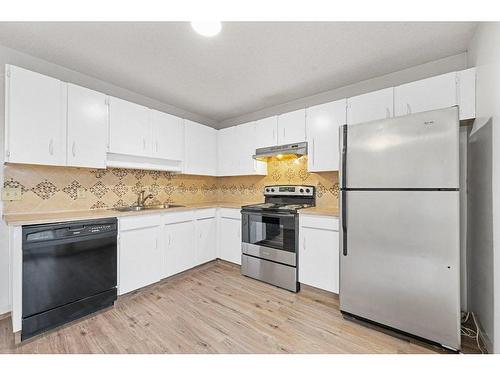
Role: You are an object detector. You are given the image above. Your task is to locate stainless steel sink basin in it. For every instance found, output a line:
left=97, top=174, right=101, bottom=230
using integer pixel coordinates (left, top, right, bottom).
left=113, top=204, right=185, bottom=212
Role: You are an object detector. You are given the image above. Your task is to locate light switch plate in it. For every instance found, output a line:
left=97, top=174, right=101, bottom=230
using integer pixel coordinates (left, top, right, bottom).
left=76, top=187, right=86, bottom=199
left=2, top=187, right=22, bottom=201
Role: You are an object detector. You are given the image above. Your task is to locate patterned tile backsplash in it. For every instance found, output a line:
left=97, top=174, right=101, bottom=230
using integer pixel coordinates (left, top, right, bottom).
left=3, top=156, right=338, bottom=214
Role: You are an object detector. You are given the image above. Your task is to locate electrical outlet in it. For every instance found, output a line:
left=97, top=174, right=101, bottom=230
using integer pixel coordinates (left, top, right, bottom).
left=76, top=187, right=86, bottom=199
left=2, top=187, right=22, bottom=201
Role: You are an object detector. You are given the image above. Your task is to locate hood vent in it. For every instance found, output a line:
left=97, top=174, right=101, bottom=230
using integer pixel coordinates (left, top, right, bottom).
left=253, top=142, right=307, bottom=162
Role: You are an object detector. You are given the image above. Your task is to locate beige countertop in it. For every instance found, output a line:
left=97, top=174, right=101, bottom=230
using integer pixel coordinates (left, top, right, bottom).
left=299, top=206, right=339, bottom=217
left=2, top=201, right=253, bottom=226
left=3, top=201, right=339, bottom=226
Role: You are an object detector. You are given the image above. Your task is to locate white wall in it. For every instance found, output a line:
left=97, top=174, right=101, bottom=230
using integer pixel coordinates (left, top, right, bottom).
left=219, top=53, right=468, bottom=128
left=467, top=22, right=500, bottom=354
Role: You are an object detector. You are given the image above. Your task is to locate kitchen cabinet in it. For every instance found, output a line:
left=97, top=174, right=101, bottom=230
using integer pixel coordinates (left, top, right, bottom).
left=118, top=217, right=161, bottom=295
left=195, top=211, right=218, bottom=265
left=218, top=209, right=242, bottom=265
left=66, top=83, right=108, bottom=168
left=4, top=65, right=66, bottom=166
left=151, top=110, right=184, bottom=161
left=164, top=219, right=197, bottom=277
left=277, top=109, right=306, bottom=144
left=255, top=116, right=278, bottom=148
left=299, top=215, right=339, bottom=293
left=108, top=96, right=151, bottom=157
left=347, top=87, right=394, bottom=125
left=457, top=68, right=476, bottom=120
left=395, top=72, right=458, bottom=117
left=217, top=122, right=266, bottom=176
left=184, top=120, right=217, bottom=176
left=306, top=99, right=346, bottom=172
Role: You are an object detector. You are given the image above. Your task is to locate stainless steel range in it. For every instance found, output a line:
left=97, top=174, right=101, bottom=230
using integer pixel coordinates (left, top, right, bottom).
left=240, top=185, right=315, bottom=292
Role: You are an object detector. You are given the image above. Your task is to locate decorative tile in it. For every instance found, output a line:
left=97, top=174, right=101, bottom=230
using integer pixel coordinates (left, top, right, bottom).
left=329, top=183, right=340, bottom=198
left=164, top=183, right=175, bottom=196
left=112, top=169, right=128, bottom=180
left=177, top=183, right=187, bottom=194
left=90, top=201, right=107, bottom=209
left=149, top=170, right=162, bottom=181
left=285, top=168, right=295, bottom=182
left=90, top=169, right=107, bottom=179
left=31, top=180, right=59, bottom=200
left=132, top=169, right=147, bottom=180
left=131, top=181, right=145, bottom=195
left=4, top=178, right=28, bottom=193
left=188, top=184, right=198, bottom=194
left=271, top=170, right=281, bottom=182
left=298, top=168, right=310, bottom=182
left=113, top=199, right=126, bottom=208
left=149, top=182, right=161, bottom=196
left=89, top=181, right=109, bottom=199
left=112, top=181, right=128, bottom=197
left=62, top=180, right=84, bottom=200
left=316, top=182, right=327, bottom=198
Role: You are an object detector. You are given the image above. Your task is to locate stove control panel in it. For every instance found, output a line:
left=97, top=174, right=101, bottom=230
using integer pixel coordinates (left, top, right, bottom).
left=264, top=185, right=314, bottom=197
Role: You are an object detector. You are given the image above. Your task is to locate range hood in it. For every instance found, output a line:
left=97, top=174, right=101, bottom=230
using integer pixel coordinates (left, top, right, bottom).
left=253, top=142, right=307, bottom=162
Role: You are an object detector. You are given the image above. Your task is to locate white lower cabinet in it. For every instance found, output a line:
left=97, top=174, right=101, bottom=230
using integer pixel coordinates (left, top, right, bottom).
left=195, top=212, right=218, bottom=265
left=118, top=216, right=162, bottom=295
left=164, top=219, right=196, bottom=278
left=299, top=215, right=339, bottom=293
left=218, top=209, right=242, bottom=265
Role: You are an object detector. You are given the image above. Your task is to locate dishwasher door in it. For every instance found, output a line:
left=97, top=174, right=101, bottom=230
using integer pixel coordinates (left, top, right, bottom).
left=22, top=218, right=117, bottom=321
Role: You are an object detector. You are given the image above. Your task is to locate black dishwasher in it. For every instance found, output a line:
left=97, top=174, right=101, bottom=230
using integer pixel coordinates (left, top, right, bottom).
left=22, top=218, right=117, bottom=340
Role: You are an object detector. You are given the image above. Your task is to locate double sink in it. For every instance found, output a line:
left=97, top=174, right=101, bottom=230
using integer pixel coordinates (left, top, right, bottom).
left=113, top=203, right=185, bottom=212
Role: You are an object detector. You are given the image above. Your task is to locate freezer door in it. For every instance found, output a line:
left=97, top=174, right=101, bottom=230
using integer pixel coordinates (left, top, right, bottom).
left=344, top=107, right=459, bottom=189
left=339, top=190, right=461, bottom=349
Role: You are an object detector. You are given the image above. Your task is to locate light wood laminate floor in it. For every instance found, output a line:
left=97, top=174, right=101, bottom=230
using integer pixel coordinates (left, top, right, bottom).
left=0, top=261, right=462, bottom=354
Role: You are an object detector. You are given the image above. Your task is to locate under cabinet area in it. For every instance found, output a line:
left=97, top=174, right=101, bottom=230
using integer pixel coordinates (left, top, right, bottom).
left=299, top=214, right=340, bottom=294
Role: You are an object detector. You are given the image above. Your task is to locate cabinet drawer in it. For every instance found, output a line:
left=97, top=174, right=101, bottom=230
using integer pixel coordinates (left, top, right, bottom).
left=194, top=208, right=217, bottom=220
left=219, top=208, right=242, bottom=220
left=300, top=215, right=339, bottom=231
left=162, top=210, right=194, bottom=224
left=119, top=214, right=162, bottom=231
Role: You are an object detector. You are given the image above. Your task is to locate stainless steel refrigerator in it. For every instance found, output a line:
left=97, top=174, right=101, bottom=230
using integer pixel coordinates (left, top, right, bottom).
left=339, top=106, right=461, bottom=350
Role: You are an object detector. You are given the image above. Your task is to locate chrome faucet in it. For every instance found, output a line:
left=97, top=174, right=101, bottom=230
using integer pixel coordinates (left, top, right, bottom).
left=137, top=190, right=154, bottom=207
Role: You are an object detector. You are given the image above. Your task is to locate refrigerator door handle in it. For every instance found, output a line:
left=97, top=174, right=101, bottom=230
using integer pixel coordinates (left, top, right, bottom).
left=342, top=190, right=347, bottom=256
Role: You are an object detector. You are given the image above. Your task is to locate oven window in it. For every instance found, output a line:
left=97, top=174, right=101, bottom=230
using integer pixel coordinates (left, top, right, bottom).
left=248, top=214, right=295, bottom=252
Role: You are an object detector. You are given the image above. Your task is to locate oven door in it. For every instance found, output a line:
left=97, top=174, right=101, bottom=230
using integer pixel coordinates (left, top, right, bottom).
left=241, top=211, right=297, bottom=266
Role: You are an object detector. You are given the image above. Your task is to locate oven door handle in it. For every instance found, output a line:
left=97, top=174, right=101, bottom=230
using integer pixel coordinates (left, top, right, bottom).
left=241, top=211, right=296, bottom=219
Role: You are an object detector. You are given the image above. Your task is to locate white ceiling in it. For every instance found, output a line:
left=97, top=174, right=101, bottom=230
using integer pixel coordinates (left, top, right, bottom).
left=0, top=22, right=477, bottom=128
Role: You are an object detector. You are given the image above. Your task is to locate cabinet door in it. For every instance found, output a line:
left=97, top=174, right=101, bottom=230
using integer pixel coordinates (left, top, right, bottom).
left=255, top=116, right=278, bottom=148
left=219, top=218, right=241, bottom=265
left=306, top=99, right=346, bottom=172
left=196, top=217, right=217, bottom=265
left=184, top=120, right=217, bottom=175
left=299, top=227, right=339, bottom=293
left=235, top=121, right=266, bottom=175
left=66, top=84, right=107, bottom=168
left=5, top=65, right=66, bottom=166
left=217, top=126, right=237, bottom=176
left=457, top=68, right=476, bottom=120
left=277, top=109, right=306, bottom=144
left=151, top=110, right=184, bottom=161
left=347, top=87, right=394, bottom=125
left=394, top=72, right=457, bottom=116
left=109, top=96, right=151, bottom=157
left=119, top=226, right=161, bottom=295
left=164, top=221, right=196, bottom=277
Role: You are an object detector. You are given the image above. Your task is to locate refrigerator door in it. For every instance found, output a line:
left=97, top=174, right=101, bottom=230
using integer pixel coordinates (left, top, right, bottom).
left=339, top=190, right=461, bottom=349
left=344, top=107, right=459, bottom=189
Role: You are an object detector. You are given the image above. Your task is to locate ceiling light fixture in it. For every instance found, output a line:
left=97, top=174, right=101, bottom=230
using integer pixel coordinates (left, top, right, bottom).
left=191, top=22, right=222, bottom=37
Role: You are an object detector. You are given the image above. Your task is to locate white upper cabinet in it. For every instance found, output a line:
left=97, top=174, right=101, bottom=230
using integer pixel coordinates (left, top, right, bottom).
left=150, top=110, right=184, bottom=161
left=184, top=120, right=217, bottom=176
left=457, top=68, right=476, bottom=120
left=217, top=126, right=237, bottom=176
left=108, top=96, right=151, bottom=157
left=395, top=72, right=458, bottom=117
left=347, top=87, right=394, bottom=125
left=277, top=109, right=306, bottom=144
left=255, top=116, right=278, bottom=148
left=66, top=84, right=108, bottom=168
left=5, top=65, right=66, bottom=166
left=306, top=99, right=346, bottom=172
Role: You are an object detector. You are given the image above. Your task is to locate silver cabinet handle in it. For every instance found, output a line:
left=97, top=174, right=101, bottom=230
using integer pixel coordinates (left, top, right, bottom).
left=386, top=107, right=391, bottom=118
left=155, top=237, right=158, bottom=250
left=272, top=128, right=275, bottom=143
left=72, top=141, right=76, bottom=157
left=168, top=234, right=171, bottom=246
left=155, top=141, right=159, bottom=153
left=303, top=236, right=306, bottom=250
left=312, top=138, right=316, bottom=167
left=283, top=127, right=286, bottom=139
left=49, top=139, right=54, bottom=156
left=407, top=103, right=411, bottom=114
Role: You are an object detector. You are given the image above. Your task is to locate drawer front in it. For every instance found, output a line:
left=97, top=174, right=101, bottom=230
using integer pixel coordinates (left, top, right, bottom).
left=119, top=214, right=162, bottom=231
left=194, top=208, right=217, bottom=220
left=300, top=215, right=339, bottom=231
left=163, top=210, right=194, bottom=224
left=219, top=208, right=241, bottom=220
